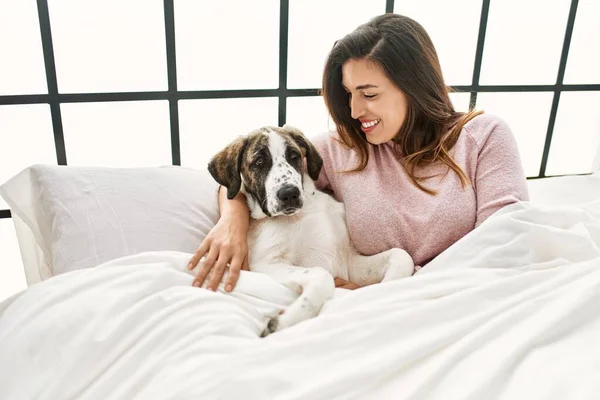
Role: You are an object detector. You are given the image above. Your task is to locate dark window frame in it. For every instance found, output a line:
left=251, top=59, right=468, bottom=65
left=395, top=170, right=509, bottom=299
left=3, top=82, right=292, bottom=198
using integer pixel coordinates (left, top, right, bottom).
left=1, top=0, right=597, bottom=220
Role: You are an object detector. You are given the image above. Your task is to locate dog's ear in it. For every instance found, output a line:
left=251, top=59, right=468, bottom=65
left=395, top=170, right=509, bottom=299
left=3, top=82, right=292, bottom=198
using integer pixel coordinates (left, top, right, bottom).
left=207, top=136, right=248, bottom=199
left=282, top=124, right=323, bottom=181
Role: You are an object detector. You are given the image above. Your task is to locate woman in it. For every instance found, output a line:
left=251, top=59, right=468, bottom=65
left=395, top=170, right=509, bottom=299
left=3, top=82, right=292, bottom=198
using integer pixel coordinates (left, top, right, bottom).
left=188, top=13, right=529, bottom=291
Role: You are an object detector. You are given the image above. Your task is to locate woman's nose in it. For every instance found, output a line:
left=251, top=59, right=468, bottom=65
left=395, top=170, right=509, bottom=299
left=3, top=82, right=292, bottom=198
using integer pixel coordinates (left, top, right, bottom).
left=350, top=96, right=364, bottom=120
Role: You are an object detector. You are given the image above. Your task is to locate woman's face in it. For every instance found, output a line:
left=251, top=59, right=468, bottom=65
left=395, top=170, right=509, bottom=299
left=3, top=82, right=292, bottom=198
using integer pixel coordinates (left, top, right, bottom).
left=341, top=58, right=409, bottom=145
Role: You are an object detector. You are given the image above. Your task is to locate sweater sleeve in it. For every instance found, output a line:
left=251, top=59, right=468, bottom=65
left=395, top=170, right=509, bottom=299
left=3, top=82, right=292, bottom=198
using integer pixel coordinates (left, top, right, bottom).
left=472, top=117, right=530, bottom=227
left=310, top=132, right=334, bottom=195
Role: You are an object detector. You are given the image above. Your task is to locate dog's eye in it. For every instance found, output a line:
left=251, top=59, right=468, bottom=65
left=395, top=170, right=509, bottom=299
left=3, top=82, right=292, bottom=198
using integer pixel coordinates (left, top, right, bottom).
left=289, top=151, right=300, bottom=161
left=253, top=157, right=265, bottom=167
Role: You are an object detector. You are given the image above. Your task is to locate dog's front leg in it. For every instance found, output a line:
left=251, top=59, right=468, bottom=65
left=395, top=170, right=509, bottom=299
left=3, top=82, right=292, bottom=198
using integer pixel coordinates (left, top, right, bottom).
left=348, top=248, right=414, bottom=286
left=254, top=263, right=335, bottom=336
left=380, top=248, right=415, bottom=281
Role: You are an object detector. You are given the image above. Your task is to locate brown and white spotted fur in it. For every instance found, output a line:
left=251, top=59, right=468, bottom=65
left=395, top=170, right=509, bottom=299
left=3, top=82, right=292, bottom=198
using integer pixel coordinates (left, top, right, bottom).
left=207, top=124, right=414, bottom=336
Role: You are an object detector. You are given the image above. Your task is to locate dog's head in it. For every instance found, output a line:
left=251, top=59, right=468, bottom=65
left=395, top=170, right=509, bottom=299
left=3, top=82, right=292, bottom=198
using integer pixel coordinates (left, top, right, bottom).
left=207, top=124, right=323, bottom=219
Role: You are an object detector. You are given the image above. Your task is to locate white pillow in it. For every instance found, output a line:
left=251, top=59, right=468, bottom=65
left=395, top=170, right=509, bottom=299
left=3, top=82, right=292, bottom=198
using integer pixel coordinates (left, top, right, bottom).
left=0, top=165, right=220, bottom=284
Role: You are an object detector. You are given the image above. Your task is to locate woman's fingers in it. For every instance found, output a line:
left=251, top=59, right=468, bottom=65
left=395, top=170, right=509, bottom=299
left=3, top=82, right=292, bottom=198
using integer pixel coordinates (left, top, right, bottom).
left=334, top=277, right=348, bottom=287
left=241, top=257, right=250, bottom=271
left=334, top=277, right=360, bottom=290
left=190, top=238, right=250, bottom=292
left=188, top=240, right=210, bottom=271
left=224, top=255, right=246, bottom=292
left=192, top=246, right=219, bottom=287
left=206, top=252, right=230, bottom=291
left=341, top=282, right=360, bottom=290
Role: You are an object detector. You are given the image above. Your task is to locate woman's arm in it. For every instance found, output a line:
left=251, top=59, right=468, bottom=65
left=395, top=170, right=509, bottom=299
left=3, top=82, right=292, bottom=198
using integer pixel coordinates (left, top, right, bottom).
left=187, top=186, right=250, bottom=292
left=310, top=132, right=335, bottom=194
left=473, top=117, right=529, bottom=226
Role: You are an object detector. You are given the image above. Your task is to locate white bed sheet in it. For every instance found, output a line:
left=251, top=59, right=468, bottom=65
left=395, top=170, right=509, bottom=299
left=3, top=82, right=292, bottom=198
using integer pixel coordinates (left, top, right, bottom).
left=2, top=171, right=598, bottom=305
left=1, top=198, right=600, bottom=399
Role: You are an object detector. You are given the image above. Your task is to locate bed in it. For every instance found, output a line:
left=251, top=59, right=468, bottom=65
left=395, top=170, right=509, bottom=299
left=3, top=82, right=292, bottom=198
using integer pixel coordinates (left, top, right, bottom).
left=0, top=165, right=599, bottom=399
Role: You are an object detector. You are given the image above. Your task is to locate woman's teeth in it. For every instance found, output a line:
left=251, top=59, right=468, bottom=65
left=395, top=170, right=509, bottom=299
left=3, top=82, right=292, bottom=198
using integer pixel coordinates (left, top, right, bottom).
left=361, top=119, right=380, bottom=128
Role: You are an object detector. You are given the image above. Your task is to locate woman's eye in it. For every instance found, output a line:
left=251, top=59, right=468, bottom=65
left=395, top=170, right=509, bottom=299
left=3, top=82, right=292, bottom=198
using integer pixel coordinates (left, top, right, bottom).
left=364, top=94, right=377, bottom=99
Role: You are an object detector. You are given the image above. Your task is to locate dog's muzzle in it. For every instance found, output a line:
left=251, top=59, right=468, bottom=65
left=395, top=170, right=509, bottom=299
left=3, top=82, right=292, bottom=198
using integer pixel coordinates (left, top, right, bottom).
left=276, top=184, right=303, bottom=215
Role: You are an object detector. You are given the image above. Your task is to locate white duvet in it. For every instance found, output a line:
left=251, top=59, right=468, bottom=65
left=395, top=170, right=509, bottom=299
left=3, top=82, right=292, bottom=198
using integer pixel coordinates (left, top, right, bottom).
left=1, top=200, right=600, bottom=400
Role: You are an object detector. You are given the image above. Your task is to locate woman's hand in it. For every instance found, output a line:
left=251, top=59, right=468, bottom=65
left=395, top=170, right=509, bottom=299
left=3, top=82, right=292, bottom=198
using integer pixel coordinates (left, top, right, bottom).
left=188, top=187, right=250, bottom=292
left=334, top=277, right=361, bottom=290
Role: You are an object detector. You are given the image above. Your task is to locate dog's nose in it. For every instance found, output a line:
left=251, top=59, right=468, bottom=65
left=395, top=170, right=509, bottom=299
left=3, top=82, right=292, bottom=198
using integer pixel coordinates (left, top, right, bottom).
left=277, top=185, right=300, bottom=206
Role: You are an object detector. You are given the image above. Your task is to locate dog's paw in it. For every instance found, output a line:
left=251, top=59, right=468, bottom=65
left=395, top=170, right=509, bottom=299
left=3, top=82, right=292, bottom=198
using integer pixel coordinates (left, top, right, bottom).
left=260, top=316, right=279, bottom=338
left=383, top=248, right=415, bottom=281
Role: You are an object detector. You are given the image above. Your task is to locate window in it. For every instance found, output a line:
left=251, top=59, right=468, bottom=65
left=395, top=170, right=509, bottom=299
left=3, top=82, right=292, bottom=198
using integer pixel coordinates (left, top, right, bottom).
left=61, top=101, right=172, bottom=167
left=476, top=92, right=554, bottom=177
left=48, top=0, right=168, bottom=93
left=175, top=0, right=280, bottom=90
left=0, top=0, right=47, bottom=96
left=546, top=91, right=600, bottom=175
left=479, top=0, right=571, bottom=85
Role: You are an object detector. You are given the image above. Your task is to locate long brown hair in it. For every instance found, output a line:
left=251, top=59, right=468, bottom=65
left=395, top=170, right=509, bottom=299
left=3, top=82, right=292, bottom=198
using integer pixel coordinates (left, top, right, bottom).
left=321, top=13, right=483, bottom=195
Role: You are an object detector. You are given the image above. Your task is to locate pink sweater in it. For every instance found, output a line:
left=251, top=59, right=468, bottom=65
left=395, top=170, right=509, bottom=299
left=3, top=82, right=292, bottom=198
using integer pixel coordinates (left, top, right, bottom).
left=311, top=113, right=529, bottom=268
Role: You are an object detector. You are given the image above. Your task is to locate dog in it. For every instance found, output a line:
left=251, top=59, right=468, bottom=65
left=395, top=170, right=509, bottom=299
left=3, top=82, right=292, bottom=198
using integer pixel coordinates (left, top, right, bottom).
left=207, top=124, right=414, bottom=336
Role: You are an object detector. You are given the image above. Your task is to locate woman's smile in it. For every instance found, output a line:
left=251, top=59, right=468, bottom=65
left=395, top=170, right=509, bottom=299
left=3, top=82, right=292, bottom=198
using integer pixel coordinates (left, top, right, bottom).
left=360, top=118, right=381, bottom=134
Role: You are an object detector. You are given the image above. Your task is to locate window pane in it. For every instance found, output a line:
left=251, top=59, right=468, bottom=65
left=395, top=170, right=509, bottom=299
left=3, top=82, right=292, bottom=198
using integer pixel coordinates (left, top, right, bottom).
left=179, top=97, right=279, bottom=170
left=449, top=92, right=472, bottom=113
left=61, top=101, right=172, bottom=167
left=546, top=91, right=600, bottom=176
left=174, top=0, right=279, bottom=90
left=0, top=219, right=28, bottom=302
left=479, top=0, right=571, bottom=85
left=0, top=0, right=47, bottom=95
left=286, top=96, right=334, bottom=139
left=476, top=92, right=554, bottom=177
left=394, top=0, right=482, bottom=86
left=287, top=0, right=386, bottom=89
left=563, top=0, right=600, bottom=84
left=0, top=105, right=56, bottom=209
left=48, top=0, right=168, bottom=93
